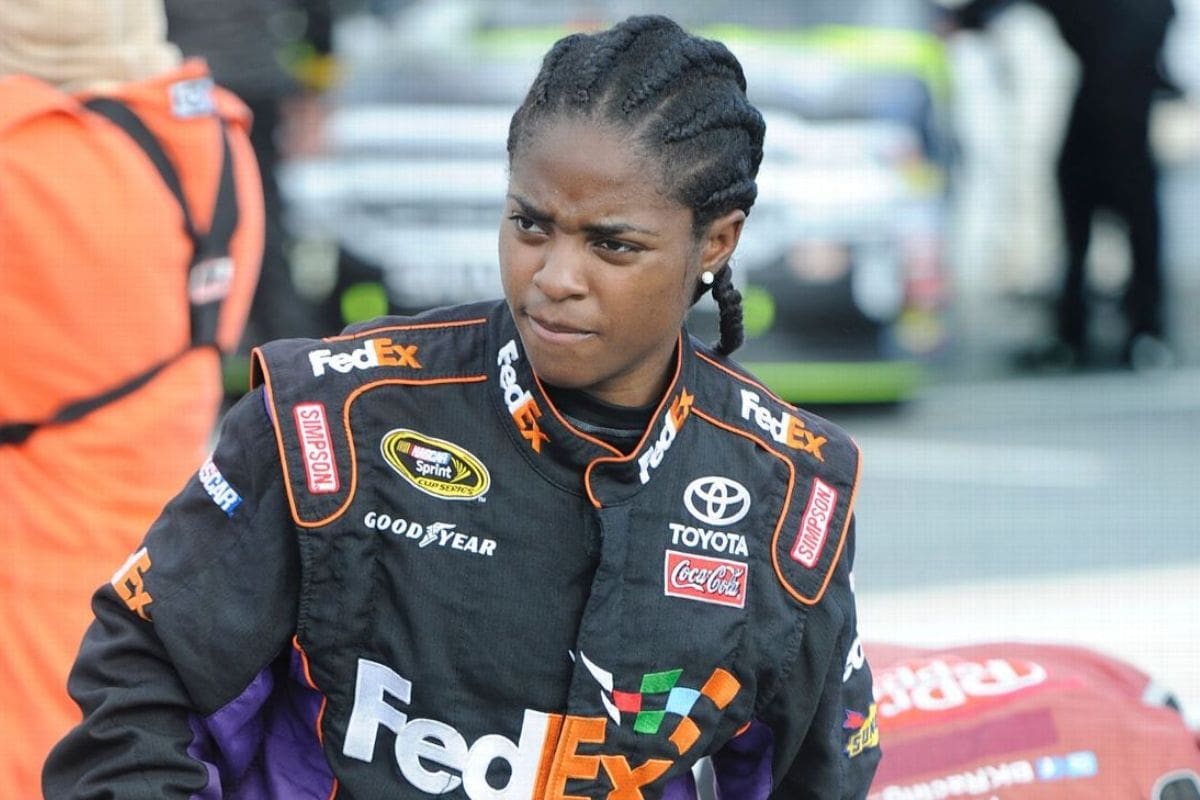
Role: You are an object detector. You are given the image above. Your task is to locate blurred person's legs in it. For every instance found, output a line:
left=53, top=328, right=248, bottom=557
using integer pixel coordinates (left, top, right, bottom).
left=226, top=94, right=320, bottom=401
left=1042, top=77, right=1169, bottom=371
left=1011, top=88, right=1098, bottom=371
left=1088, top=67, right=1172, bottom=369
left=1053, top=91, right=1098, bottom=363
left=1108, top=97, right=1171, bottom=367
left=242, top=95, right=318, bottom=347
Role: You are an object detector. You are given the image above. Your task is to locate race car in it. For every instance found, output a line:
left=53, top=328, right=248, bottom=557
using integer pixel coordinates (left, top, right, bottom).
left=279, top=0, right=955, bottom=405
left=863, top=640, right=1200, bottom=799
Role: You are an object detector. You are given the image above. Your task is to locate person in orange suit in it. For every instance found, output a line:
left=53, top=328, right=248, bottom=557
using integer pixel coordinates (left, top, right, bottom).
left=0, top=1, right=263, bottom=794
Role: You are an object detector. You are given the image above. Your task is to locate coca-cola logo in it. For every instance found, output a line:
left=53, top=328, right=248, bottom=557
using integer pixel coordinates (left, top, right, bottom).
left=663, top=550, right=748, bottom=609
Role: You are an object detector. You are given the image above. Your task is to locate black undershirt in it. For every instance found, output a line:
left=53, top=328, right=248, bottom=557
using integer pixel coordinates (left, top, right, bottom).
left=543, top=386, right=656, bottom=453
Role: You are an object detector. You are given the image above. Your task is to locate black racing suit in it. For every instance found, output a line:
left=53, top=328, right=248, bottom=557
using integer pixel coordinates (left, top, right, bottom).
left=44, top=301, right=880, bottom=799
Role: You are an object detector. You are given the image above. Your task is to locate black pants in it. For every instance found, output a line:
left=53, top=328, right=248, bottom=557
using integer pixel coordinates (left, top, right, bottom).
left=1054, top=79, right=1163, bottom=348
left=241, top=96, right=322, bottom=349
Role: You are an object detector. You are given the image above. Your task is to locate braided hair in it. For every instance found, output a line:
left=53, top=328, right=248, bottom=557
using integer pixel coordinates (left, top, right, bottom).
left=507, top=15, right=765, bottom=356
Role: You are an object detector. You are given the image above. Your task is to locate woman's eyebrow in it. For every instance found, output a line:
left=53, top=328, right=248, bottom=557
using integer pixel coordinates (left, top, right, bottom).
left=508, top=194, right=553, bottom=226
left=507, top=194, right=659, bottom=238
left=583, top=220, right=659, bottom=238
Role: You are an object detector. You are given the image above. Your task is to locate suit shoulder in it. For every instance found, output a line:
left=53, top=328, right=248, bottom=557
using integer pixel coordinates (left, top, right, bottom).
left=339, top=300, right=498, bottom=336
left=251, top=301, right=499, bottom=390
left=247, top=303, right=499, bottom=526
left=692, top=346, right=860, bottom=478
left=693, top=349, right=863, bottom=606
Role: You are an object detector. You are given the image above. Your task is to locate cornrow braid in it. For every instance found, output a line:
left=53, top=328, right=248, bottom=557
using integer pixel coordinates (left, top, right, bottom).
left=713, top=267, right=745, bottom=356
left=664, top=102, right=765, bottom=148
left=692, top=266, right=744, bottom=356
left=507, top=33, right=586, bottom=152
left=531, top=33, right=585, bottom=107
left=620, top=37, right=744, bottom=115
left=698, top=177, right=759, bottom=217
left=571, top=15, right=661, bottom=104
left=508, top=14, right=765, bottom=356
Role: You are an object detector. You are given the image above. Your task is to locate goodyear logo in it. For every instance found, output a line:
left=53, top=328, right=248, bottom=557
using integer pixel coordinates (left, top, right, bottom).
left=380, top=429, right=490, bottom=501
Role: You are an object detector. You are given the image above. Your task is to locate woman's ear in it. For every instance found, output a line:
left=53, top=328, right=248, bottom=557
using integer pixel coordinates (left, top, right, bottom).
left=701, top=209, right=747, bottom=275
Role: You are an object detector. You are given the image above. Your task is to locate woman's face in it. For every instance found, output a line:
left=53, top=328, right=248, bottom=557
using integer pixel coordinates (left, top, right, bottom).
left=500, top=118, right=743, bottom=408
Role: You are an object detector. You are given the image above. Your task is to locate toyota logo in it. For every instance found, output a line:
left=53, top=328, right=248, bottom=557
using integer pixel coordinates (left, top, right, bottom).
left=684, top=476, right=751, bottom=527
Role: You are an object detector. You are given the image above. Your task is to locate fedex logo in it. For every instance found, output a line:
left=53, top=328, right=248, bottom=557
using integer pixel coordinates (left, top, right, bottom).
left=497, top=340, right=549, bottom=452
left=638, top=389, right=693, bottom=484
left=111, top=547, right=153, bottom=621
left=309, top=338, right=421, bottom=377
left=344, top=658, right=677, bottom=798
left=739, top=389, right=826, bottom=461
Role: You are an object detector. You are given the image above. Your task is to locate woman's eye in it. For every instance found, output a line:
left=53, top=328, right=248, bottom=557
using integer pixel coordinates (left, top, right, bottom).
left=596, top=239, right=637, bottom=254
left=509, top=214, right=543, bottom=235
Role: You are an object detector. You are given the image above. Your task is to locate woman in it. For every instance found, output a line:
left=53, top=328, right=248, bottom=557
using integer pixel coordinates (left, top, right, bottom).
left=45, top=16, right=878, bottom=799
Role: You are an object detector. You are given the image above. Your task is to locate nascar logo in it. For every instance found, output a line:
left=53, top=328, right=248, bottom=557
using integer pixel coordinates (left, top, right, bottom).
left=380, top=429, right=490, bottom=500
left=198, top=457, right=242, bottom=516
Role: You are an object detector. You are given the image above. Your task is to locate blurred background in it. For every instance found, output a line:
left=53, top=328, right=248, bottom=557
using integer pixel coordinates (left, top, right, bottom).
left=236, top=0, right=1200, bottom=726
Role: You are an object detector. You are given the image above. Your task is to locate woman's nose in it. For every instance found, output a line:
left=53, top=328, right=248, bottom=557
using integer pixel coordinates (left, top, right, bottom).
left=532, top=240, right=587, bottom=300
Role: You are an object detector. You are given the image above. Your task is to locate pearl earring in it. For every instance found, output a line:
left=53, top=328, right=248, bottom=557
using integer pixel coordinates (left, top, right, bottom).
left=701, top=271, right=715, bottom=286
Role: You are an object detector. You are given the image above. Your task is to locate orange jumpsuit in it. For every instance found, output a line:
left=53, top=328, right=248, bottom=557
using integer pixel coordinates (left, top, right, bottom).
left=0, top=59, right=263, bottom=797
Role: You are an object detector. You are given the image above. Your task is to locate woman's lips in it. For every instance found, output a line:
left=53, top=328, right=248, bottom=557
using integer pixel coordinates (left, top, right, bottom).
left=527, top=313, right=594, bottom=343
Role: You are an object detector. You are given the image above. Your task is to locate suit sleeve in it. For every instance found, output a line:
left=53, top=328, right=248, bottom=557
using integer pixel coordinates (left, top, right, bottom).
left=42, top=389, right=301, bottom=799
left=767, top=515, right=881, bottom=799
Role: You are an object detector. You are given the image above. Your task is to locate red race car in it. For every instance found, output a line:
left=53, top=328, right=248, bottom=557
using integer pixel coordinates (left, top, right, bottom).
left=865, top=641, right=1200, bottom=799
